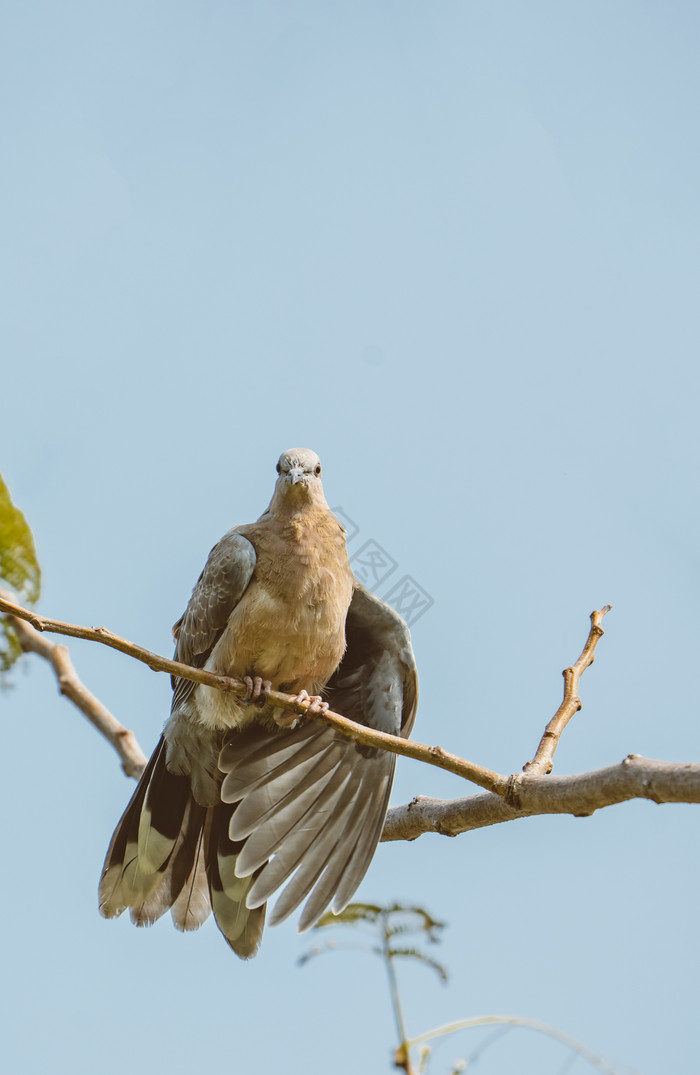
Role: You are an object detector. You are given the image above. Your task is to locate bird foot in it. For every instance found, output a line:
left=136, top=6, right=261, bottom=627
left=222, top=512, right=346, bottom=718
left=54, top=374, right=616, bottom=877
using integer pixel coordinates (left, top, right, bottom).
left=273, top=690, right=329, bottom=728
left=242, top=675, right=271, bottom=707
left=275, top=689, right=330, bottom=729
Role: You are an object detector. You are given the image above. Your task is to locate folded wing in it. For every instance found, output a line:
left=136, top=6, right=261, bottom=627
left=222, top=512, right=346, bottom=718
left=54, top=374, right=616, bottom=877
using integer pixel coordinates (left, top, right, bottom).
left=170, top=528, right=256, bottom=714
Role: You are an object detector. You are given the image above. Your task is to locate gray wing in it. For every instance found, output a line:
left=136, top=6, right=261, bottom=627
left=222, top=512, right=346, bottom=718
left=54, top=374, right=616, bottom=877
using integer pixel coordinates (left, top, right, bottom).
left=218, top=582, right=418, bottom=933
left=170, top=529, right=256, bottom=715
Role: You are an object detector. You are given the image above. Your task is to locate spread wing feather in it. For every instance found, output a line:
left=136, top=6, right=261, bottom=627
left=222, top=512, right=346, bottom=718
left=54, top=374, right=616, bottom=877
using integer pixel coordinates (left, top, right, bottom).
left=245, top=773, right=357, bottom=907
left=235, top=755, right=351, bottom=878
left=229, top=744, right=343, bottom=841
left=218, top=583, right=418, bottom=933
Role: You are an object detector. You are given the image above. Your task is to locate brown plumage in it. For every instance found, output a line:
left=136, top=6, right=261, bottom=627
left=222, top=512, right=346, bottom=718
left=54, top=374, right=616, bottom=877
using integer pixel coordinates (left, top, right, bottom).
left=99, top=448, right=418, bottom=957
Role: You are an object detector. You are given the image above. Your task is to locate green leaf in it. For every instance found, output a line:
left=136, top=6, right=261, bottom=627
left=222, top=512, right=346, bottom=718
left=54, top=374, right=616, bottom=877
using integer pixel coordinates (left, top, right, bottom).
left=0, top=473, right=41, bottom=683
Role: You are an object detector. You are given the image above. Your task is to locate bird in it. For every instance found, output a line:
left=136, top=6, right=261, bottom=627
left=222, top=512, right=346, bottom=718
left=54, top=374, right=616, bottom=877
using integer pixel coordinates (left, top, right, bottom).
left=99, top=447, right=418, bottom=958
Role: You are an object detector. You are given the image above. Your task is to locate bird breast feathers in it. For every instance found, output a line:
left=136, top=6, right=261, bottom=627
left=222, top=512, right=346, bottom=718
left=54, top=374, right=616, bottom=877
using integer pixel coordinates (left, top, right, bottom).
left=230, top=566, right=350, bottom=670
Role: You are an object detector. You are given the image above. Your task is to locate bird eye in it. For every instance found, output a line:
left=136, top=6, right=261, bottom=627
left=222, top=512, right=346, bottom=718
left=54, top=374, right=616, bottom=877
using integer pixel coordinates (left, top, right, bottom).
left=276, top=462, right=281, bottom=474
left=314, top=464, right=321, bottom=476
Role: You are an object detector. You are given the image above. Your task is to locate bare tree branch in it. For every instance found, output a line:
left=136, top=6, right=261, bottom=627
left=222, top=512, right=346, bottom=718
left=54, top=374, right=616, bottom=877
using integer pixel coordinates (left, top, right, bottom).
left=3, top=593, right=147, bottom=778
left=5, top=602, right=148, bottom=778
left=382, top=757, right=700, bottom=842
left=0, top=592, right=506, bottom=795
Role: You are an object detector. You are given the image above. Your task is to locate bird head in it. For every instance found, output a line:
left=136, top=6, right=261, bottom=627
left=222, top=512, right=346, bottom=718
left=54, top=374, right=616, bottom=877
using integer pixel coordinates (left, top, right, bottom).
left=269, top=448, right=327, bottom=512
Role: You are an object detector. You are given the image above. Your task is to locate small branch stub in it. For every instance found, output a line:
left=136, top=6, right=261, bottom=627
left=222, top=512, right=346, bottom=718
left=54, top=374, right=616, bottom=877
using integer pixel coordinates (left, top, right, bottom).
left=523, top=605, right=612, bottom=777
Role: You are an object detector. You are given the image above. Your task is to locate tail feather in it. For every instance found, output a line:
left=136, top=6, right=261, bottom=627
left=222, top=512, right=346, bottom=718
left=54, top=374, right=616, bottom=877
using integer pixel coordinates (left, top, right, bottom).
left=99, top=745, right=162, bottom=918
left=100, top=698, right=398, bottom=955
left=171, top=825, right=211, bottom=932
left=129, top=797, right=209, bottom=928
left=100, top=737, right=205, bottom=924
left=138, top=740, right=191, bottom=873
left=205, top=804, right=267, bottom=959
left=100, top=738, right=266, bottom=954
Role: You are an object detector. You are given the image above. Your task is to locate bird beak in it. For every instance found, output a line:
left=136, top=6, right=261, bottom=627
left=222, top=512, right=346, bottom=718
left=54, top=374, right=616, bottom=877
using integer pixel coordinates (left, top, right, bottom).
left=287, top=466, right=306, bottom=486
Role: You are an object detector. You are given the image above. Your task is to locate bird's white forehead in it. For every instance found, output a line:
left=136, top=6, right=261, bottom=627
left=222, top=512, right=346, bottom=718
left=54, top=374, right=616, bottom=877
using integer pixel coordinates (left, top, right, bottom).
left=278, top=448, right=321, bottom=471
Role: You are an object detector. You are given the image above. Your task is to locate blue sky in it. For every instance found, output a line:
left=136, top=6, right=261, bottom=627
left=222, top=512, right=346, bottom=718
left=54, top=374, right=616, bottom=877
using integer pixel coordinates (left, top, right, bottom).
left=2, top=3, right=699, bottom=1073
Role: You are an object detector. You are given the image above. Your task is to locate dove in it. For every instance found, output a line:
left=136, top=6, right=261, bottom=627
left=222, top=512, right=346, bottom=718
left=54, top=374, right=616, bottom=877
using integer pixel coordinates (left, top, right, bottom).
left=99, top=448, right=418, bottom=957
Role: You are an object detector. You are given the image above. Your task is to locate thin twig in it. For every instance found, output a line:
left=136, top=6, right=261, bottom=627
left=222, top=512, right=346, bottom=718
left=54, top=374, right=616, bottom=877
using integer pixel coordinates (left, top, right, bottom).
left=523, top=605, right=612, bottom=775
left=0, top=593, right=507, bottom=797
